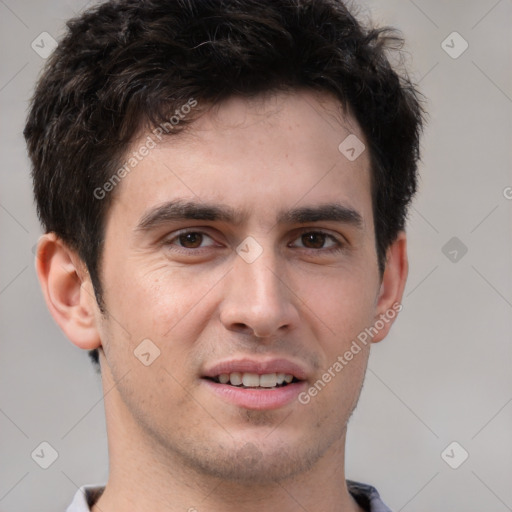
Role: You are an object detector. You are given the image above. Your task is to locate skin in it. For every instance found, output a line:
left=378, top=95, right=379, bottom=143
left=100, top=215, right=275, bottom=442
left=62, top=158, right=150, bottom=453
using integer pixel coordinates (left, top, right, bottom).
left=37, top=89, right=408, bottom=512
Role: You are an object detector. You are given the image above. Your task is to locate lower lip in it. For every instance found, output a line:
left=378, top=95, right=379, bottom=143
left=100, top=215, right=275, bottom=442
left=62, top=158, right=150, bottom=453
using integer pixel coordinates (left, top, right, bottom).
left=201, top=379, right=308, bottom=410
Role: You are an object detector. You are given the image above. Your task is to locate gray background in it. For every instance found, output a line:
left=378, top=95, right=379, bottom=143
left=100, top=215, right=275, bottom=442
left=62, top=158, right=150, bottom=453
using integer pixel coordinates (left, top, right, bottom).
left=1, top=0, right=511, bottom=510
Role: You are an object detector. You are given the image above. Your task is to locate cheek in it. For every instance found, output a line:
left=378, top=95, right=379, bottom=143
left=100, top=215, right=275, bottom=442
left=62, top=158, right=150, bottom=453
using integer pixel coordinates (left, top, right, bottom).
left=300, top=343, right=370, bottom=431
left=294, top=265, right=378, bottom=340
left=309, top=269, right=375, bottom=411
left=108, top=262, right=223, bottom=348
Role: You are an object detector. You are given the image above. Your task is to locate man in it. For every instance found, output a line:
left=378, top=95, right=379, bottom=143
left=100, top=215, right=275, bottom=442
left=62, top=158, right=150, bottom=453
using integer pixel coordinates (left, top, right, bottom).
left=24, top=0, right=424, bottom=510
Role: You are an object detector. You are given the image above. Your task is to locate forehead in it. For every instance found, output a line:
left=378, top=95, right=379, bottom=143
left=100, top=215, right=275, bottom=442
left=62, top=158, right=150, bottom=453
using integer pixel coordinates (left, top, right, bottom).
left=107, top=89, right=373, bottom=231
left=169, top=89, right=366, bottom=162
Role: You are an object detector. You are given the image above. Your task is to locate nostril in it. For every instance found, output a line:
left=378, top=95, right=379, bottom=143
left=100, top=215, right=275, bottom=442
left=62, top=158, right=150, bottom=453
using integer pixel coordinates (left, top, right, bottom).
left=231, top=323, right=251, bottom=334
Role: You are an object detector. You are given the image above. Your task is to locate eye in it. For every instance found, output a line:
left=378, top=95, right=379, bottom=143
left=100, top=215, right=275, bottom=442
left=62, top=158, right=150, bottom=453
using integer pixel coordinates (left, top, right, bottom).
left=165, top=230, right=218, bottom=250
left=290, top=230, right=343, bottom=252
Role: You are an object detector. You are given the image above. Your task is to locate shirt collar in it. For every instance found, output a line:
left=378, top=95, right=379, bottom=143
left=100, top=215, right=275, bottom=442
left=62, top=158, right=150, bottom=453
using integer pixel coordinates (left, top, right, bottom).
left=66, top=480, right=393, bottom=512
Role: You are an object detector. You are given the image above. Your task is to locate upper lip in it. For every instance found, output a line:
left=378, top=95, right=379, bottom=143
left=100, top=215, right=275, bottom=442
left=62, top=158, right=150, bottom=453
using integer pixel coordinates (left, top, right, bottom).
left=202, top=357, right=308, bottom=381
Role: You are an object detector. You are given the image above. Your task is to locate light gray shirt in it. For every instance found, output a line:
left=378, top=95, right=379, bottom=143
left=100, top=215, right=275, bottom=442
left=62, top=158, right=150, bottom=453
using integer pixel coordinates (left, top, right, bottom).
left=65, top=480, right=393, bottom=511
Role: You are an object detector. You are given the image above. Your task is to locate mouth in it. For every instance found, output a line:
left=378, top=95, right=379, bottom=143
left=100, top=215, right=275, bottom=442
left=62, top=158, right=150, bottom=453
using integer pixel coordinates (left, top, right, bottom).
left=203, top=372, right=302, bottom=389
left=200, top=358, right=309, bottom=410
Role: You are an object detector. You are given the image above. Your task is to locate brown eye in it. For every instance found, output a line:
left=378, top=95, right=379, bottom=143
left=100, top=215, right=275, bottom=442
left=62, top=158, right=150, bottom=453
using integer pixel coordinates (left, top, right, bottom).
left=178, top=232, right=204, bottom=248
left=301, top=232, right=327, bottom=249
left=289, top=230, right=344, bottom=254
left=296, top=231, right=338, bottom=250
left=165, top=230, right=217, bottom=251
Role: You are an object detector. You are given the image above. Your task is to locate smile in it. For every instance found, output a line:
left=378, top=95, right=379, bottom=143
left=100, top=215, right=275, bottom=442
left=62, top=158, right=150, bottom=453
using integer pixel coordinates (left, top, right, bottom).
left=207, top=372, right=299, bottom=389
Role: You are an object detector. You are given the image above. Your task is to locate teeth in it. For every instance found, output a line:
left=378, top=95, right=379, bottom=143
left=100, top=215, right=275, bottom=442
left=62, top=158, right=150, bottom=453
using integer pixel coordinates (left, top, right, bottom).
left=242, top=372, right=260, bottom=387
left=229, top=372, right=243, bottom=386
left=259, top=373, right=277, bottom=388
left=216, top=372, right=295, bottom=387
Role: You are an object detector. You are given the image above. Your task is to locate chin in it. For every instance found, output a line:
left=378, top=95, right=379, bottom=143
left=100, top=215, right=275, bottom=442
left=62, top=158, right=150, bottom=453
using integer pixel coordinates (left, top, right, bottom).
left=182, top=438, right=323, bottom=484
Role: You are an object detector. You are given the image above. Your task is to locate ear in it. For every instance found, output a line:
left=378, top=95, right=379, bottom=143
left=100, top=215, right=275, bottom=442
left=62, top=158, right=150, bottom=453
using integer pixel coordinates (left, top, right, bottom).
left=371, top=230, right=408, bottom=343
left=35, top=233, right=102, bottom=350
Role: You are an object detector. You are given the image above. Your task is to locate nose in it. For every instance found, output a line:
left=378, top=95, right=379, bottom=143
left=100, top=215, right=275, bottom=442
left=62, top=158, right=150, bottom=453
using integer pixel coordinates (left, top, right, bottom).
left=219, top=246, right=300, bottom=339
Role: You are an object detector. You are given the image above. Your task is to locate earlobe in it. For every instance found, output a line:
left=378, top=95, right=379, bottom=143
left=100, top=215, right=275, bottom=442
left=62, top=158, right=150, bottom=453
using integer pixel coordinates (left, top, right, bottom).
left=35, top=233, right=102, bottom=351
left=371, top=231, right=408, bottom=343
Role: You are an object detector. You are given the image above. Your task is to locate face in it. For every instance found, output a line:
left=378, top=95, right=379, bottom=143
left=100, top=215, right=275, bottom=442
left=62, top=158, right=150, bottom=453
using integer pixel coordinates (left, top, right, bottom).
left=93, top=89, right=388, bottom=483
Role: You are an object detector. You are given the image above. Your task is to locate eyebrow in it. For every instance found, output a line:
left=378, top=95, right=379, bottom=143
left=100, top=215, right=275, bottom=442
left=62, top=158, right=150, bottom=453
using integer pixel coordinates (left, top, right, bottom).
left=136, top=199, right=363, bottom=232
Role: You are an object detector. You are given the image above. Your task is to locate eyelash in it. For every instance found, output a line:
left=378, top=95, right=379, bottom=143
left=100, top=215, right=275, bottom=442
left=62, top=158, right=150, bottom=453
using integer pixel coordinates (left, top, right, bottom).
left=164, top=228, right=345, bottom=254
